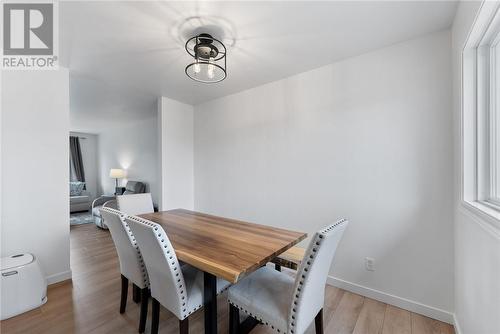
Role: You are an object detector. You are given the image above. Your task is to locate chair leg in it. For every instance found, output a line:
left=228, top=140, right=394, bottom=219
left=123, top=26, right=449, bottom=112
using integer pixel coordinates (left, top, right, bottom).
left=151, top=298, right=160, bottom=334
left=133, top=284, right=141, bottom=303
left=229, top=304, right=240, bottom=334
left=120, top=274, right=128, bottom=314
left=179, top=317, right=189, bottom=334
left=138, top=288, right=149, bottom=333
left=314, top=308, right=323, bottom=334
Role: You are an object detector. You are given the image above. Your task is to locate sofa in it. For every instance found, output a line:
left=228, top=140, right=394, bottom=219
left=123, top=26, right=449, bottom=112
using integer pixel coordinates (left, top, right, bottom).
left=70, top=191, right=91, bottom=213
left=70, top=182, right=91, bottom=213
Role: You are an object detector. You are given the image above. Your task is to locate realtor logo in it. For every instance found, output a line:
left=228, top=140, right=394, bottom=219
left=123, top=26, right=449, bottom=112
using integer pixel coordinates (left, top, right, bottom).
left=2, top=2, right=58, bottom=69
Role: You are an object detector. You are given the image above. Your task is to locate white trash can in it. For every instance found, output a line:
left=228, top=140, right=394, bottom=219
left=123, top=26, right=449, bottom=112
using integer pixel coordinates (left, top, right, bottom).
left=1, top=253, right=47, bottom=320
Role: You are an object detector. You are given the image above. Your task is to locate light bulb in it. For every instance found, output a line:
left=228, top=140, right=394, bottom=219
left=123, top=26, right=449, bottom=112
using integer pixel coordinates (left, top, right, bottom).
left=207, top=57, right=215, bottom=79
left=193, top=63, right=200, bottom=74
left=207, top=65, right=214, bottom=79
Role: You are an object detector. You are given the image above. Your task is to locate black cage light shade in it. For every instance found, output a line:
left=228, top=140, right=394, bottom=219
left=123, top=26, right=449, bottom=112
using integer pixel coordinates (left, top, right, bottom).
left=185, top=33, right=227, bottom=83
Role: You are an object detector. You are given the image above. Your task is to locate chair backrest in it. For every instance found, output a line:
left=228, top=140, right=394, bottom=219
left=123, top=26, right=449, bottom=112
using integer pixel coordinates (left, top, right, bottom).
left=99, top=207, right=148, bottom=289
left=123, top=181, right=146, bottom=195
left=125, top=215, right=187, bottom=320
left=288, top=219, right=348, bottom=334
left=117, top=193, right=154, bottom=216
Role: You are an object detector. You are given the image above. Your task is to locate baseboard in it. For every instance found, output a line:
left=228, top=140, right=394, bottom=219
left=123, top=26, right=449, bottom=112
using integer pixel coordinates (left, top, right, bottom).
left=453, top=314, right=463, bottom=334
left=327, top=276, right=454, bottom=324
left=46, top=270, right=72, bottom=285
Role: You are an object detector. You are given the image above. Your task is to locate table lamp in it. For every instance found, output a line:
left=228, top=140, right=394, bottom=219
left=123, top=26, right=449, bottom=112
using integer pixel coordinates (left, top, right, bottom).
left=109, top=168, right=126, bottom=194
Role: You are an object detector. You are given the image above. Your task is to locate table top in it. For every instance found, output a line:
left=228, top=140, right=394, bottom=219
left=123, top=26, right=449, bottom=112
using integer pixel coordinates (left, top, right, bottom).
left=139, top=209, right=307, bottom=283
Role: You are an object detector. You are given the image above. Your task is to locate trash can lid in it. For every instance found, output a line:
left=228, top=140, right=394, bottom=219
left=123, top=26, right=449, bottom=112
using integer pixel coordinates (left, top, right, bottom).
left=1, top=253, right=34, bottom=271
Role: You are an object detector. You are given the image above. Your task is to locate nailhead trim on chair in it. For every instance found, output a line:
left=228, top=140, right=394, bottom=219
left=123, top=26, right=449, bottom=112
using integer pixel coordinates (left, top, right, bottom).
left=228, top=299, right=287, bottom=333
left=287, top=218, right=347, bottom=334
left=228, top=219, right=348, bottom=334
left=126, top=215, right=233, bottom=320
left=100, top=207, right=149, bottom=288
left=126, top=214, right=192, bottom=319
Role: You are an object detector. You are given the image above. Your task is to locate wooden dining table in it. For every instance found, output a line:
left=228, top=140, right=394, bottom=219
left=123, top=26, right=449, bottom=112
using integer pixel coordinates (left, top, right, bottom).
left=139, top=209, right=307, bottom=334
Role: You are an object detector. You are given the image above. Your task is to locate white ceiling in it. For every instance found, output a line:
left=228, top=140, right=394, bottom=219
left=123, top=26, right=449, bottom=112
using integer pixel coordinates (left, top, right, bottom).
left=69, top=74, right=157, bottom=133
left=63, top=1, right=458, bottom=130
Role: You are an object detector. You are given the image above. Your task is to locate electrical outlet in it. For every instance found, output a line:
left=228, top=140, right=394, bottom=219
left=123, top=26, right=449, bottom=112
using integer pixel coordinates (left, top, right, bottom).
left=365, top=257, right=375, bottom=271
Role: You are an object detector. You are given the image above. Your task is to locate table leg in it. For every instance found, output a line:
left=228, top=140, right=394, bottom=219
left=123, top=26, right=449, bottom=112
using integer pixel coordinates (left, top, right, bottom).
left=204, top=272, right=217, bottom=334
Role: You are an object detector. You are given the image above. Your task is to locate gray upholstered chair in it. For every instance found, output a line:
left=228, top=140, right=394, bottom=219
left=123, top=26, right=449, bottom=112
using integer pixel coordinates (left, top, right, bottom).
left=124, top=215, right=231, bottom=334
left=99, top=207, right=149, bottom=333
left=122, top=181, right=146, bottom=195
left=228, top=219, right=348, bottom=334
left=92, top=196, right=117, bottom=228
left=93, top=181, right=147, bottom=229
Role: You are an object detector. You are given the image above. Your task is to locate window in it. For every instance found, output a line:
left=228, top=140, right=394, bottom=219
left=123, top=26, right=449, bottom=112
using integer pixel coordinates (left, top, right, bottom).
left=493, top=41, right=500, bottom=203
left=462, top=2, right=500, bottom=226
left=477, top=27, right=500, bottom=207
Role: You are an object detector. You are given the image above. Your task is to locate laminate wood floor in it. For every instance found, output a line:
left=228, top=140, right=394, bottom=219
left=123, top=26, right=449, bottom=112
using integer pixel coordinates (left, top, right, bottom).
left=1, top=223, right=455, bottom=334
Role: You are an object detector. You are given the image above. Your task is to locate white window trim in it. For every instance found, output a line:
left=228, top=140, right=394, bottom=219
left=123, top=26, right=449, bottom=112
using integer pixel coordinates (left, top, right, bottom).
left=461, top=0, right=500, bottom=232
left=488, top=35, right=500, bottom=205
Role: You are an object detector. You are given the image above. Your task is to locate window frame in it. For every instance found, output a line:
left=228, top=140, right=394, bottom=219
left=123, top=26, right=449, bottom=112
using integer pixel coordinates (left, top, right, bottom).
left=461, top=1, right=500, bottom=231
left=488, top=37, right=500, bottom=206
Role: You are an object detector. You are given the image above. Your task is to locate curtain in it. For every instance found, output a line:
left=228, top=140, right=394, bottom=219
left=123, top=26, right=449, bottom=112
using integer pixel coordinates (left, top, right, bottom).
left=69, top=136, right=86, bottom=188
left=69, top=156, right=77, bottom=181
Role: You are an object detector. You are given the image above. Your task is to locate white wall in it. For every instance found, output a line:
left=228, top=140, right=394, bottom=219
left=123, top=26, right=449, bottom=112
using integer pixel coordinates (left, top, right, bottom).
left=1, top=69, right=71, bottom=284
left=452, top=2, right=500, bottom=333
left=97, top=116, right=159, bottom=205
left=194, top=31, right=454, bottom=320
left=70, top=131, right=98, bottom=201
left=158, top=97, right=194, bottom=211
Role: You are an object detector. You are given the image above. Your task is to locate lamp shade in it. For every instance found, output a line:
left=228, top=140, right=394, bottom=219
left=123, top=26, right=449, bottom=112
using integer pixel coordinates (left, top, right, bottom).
left=109, top=169, right=126, bottom=179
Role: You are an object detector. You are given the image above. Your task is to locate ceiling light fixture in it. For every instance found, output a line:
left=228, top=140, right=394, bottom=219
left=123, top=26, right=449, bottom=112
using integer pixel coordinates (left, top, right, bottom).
left=185, top=33, right=226, bottom=83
